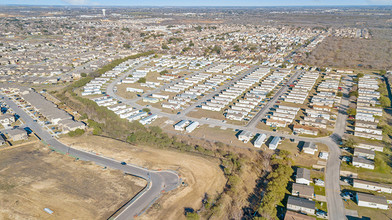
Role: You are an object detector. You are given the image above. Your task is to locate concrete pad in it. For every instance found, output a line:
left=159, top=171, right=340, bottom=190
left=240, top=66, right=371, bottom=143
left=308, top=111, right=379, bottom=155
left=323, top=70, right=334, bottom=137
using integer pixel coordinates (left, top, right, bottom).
left=315, top=195, right=327, bottom=202
left=208, top=124, right=215, bottom=128
left=340, top=170, right=358, bottom=178
left=165, top=120, right=175, bottom=124
left=313, top=164, right=326, bottom=169
left=221, top=126, right=227, bottom=130
left=345, top=209, right=358, bottom=217
left=317, top=160, right=327, bottom=166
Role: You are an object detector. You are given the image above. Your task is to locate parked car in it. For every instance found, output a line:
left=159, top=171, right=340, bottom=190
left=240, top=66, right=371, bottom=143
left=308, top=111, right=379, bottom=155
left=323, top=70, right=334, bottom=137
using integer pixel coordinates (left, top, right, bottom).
left=120, top=162, right=127, bottom=165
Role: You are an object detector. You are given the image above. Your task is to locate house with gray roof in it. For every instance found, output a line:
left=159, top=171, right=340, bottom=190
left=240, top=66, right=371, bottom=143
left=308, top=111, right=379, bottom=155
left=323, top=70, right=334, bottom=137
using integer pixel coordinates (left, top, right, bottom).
left=287, top=196, right=315, bottom=215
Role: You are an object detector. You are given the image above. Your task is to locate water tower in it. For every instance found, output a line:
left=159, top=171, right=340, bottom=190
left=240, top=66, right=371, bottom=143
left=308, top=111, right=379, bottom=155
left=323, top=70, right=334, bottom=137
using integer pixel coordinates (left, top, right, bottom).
left=102, top=9, right=106, bottom=17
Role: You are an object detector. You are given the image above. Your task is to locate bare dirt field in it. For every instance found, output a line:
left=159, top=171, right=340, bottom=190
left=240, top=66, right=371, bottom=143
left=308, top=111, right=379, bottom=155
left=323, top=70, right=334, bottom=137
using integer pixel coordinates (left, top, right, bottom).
left=0, top=142, right=145, bottom=220
left=60, top=135, right=227, bottom=220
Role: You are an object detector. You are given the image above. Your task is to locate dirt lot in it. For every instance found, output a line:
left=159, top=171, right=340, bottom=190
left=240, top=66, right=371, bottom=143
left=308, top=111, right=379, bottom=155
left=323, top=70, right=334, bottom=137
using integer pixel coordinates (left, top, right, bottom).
left=0, top=142, right=145, bottom=220
left=60, top=135, right=227, bottom=220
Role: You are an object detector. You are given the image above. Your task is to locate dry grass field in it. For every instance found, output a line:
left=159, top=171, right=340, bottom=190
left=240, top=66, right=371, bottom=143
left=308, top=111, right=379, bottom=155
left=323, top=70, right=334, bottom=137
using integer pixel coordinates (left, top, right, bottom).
left=60, top=135, right=227, bottom=220
left=0, top=142, right=145, bottom=220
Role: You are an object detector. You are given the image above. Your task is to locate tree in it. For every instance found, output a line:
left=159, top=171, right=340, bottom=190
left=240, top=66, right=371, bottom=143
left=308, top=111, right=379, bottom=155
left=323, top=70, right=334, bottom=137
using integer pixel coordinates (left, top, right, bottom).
left=347, top=108, right=356, bottom=116
left=233, top=45, right=241, bottom=52
left=137, top=77, right=146, bottom=83
left=123, top=43, right=131, bottom=49
left=161, top=43, right=169, bottom=50
left=186, top=212, right=200, bottom=220
left=357, top=73, right=364, bottom=78
left=380, top=70, right=387, bottom=76
left=159, top=70, right=168, bottom=75
left=81, top=73, right=87, bottom=77
left=349, top=90, right=358, bottom=98
left=212, top=45, right=221, bottom=54
left=342, top=138, right=357, bottom=148
left=380, top=96, right=391, bottom=108
left=337, top=92, right=343, bottom=97
left=142, top=108, right=150, bottom=112
left=68, top=128, right=85, bottom=137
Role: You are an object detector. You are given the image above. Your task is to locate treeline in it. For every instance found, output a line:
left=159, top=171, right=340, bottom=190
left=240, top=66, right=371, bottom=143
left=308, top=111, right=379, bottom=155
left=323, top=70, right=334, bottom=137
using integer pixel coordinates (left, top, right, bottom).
left=90, top=51, right=155, bottom=78
left=55, top=51, right=266, bottom=220
left=378, top=79, right=391, bottom=108
left=254, top=150, right=293, bottom=220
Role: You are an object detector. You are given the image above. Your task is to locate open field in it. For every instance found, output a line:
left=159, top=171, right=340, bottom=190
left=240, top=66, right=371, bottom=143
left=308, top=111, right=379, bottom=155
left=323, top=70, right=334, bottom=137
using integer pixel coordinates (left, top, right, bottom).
left=303, top=29, right=392, bottom=70
left=0, top=142, right=145, bottom=220
left=60, top=135, right=227, bottom=220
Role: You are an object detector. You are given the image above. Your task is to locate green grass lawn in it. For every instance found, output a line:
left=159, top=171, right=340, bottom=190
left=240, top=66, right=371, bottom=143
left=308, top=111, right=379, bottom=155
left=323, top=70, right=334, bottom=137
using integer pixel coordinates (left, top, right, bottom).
left=310, top=170, right=325, bottom=181
left=313, top=185, right=326, bottom=196
left=344, top=199, right=392, bottom=220
left=315, top=201, right=327, bottom=212
left=341, top=151, right=392, bottom=184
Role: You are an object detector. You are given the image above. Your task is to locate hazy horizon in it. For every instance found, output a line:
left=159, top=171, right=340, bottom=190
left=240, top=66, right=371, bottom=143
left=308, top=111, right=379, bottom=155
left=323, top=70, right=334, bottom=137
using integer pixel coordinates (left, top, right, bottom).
left=1, top=0, right=392, bottom=7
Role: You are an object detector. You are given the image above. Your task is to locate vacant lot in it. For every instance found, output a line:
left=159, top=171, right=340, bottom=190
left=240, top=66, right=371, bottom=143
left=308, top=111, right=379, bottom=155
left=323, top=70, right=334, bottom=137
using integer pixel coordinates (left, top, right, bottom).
left=303, top=29, right=392, bottom=70
left=0, top=143, right=145, bottom=220
left=60, top=135, right=226, bottom=220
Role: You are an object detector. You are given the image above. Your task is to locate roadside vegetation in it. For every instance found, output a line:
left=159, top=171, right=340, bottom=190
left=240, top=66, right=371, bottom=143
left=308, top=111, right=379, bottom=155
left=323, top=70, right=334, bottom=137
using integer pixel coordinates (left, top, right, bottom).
left=54, top=51, right=272, bottom=219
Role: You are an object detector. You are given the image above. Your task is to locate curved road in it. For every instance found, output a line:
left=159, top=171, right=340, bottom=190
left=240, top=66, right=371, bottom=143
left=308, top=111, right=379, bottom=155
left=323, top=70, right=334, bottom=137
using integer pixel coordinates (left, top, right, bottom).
left=1, top=94, right=180, bottom=220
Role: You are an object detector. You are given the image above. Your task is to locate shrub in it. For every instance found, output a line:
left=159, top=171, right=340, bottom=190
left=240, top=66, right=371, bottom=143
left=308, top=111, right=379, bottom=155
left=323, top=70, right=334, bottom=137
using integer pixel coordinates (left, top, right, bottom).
left=137, top=77, right=146, bottom=83
left=68, top=128, right=85, bottom=137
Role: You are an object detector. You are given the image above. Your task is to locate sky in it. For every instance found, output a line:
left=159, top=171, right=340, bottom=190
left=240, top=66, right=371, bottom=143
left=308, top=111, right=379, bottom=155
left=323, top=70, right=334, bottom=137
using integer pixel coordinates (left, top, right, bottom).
left=1, top=0, right=392, bottom=6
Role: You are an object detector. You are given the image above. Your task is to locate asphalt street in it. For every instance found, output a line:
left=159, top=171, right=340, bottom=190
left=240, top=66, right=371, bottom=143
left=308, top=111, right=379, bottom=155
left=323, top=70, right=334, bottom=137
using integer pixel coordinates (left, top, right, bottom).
left=246, top=70, right=302, bottom=128
left=106, top=72, right=350, bottom=219
left=1, top=94, right=180, bottom=220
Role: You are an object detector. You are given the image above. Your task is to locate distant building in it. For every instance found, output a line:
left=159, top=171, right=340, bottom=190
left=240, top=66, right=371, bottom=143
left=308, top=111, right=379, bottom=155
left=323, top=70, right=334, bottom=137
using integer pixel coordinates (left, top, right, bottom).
left=302, top=142, right=317, bottom=155
left=287, top=196, right=316, bottom=215
left=268, top=136, right=281, bottom=150
left=174, top=120, right=189, bottom=131
left=293, top=124, right=318, bottom=136
left=353, top=148, right=375, bottom=160
left=353, top=156, right=374, bottom=170
left=356, top=192, right=388, bottom=210
left=292, top=183, right=314, bottom=199
left=353, top=179, right=392, bottom=194
left=6, top=128, right=28, bottom=141
left=253, top=133, right=267, bottom=148
left=185, top=121, right=199, bottom=133
left=296, top=167, right=311, bottom=185
left=238, top=130, right=253, bottom=143
left=356, top=143, right=383, bottom=152
left=59, top=119, right=86, bottom=133
left=318, top=152, right=329, bottom=160
left=284, top=210, right=315, bottom=220
left=0, top=113, right=15, bottom=125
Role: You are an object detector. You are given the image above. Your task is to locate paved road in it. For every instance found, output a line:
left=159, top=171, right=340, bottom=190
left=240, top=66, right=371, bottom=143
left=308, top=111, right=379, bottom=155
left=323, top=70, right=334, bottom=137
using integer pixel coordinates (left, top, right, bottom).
left=1, top=94, right=180, bottom=220
left=106, top=70, right=351, bottom=219
left=246, top=70, right=302, bottom=128
left=323, top=76, right=351, bottom=220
